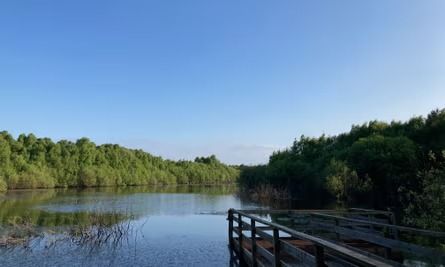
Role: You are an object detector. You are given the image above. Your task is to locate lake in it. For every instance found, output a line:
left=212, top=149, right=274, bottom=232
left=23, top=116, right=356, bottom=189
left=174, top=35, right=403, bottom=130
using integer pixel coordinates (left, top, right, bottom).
left=0, top=185, right=267, bottom=267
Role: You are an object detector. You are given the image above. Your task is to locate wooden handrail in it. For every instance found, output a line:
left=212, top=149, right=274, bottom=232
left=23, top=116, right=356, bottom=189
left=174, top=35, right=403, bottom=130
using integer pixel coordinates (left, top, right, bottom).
left=230, top=209, right=394, bottom=267
left=310, top=212, right=445, bottom=238
left=236, top=208, right=393, bottom=216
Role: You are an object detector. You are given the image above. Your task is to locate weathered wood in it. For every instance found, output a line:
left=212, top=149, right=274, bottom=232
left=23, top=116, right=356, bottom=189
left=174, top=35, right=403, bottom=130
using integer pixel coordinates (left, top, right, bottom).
left=228, top=209, right=234, bottom=249
left=229, top=209, right=445, bottom=267
left=256, top=226, right=275, bottom=231
left=238, top=213, right=243, bottom=261
left=311, top=212, right=445, bottom=238
left=255, top=228, right=274, bottom=243
left=279, top=261, right=294, bottom=267
left=242, top=247, right=254, bottom=266
left=335, top=218, right=340, bottom=240
left=348, top=208, right=394, bottom=216
left=333, top=225, right=445, bottom=261
left=335, top=242, right=405, bottom=267
left=232, top=238, right=240, bottom=253
left=251, top=218, right=258, bottom=267
left=233, top=227, right=242, bottom=236
left=280, top=239, right=315, bottom=266
left=256, top=258, right=267, bottom=267
left=344, top=214, right=390, bottom=224
left=241, top=208, right=392, bottom=217
left=231, top=209, right=394, bottom=267
left=256, top=244, right=274, bottom=263
left=314, top=245, right=324, bottom=267
left=273, top=228, right=281, bottom=267
left=313, top=219, right=445, bottom=262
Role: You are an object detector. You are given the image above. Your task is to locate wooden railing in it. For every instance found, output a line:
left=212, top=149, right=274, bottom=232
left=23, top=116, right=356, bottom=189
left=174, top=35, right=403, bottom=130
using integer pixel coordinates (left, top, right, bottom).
left=228, top=209, right=445, bottom=266
left=228, top=209, right=395, bottom=267
left=309, top=212, right=445, bottom=263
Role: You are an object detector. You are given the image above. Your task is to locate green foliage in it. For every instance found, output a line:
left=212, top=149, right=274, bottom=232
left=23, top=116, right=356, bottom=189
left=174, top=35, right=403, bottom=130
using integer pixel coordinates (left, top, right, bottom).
left=240, top=108, right=445, bottom=229
left=326, top=160, right=371, bottom=203
left=0, top=132, right=239, bottom=190
left=404, top=152, right=445, bottom=231
left=0, top=176, right=7, bottom=192
left=347, top=135, right=418, bottom=207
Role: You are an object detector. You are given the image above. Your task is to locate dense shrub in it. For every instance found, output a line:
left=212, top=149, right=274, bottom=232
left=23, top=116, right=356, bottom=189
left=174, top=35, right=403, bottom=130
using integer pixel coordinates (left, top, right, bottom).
left=0, top=132, right=239, bottom=191
left=239, top=108, right=445, bottom=229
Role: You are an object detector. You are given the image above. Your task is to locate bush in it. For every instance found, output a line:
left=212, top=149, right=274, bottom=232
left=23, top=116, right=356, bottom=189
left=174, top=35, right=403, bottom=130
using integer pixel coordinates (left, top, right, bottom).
left=326, top=160, right=371, bottom=203
left=0, top=177, right=7, bottom=192
left=404, top=153, right=445, bottom=231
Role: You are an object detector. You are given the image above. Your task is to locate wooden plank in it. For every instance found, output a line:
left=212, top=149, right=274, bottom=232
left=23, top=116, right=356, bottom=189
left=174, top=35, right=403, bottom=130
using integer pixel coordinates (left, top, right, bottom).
left=251, top=218, right=258, bottom=267
left=233, top=227, right=242, bottom=236
left=238, top=213, right=243, bottom=255
left=349, top=215, right=390, bottom=224
left=311, top=212, right=445, bottom=238
left=255, top=228, right=274, bottom=243
left=242, top=247, right=254, bottom=266
left=279, top=261, right=293, bottom=267
left=312, top=220, right=385, bottom=236
left=324, top=253, right=360, bottom=267
left=233, top=210, right=393, bottom=267
left=333, top=225, right=445, bottom=261
left=280, top=239, right=315, bottom=266
left=233, top=238, right=240, bottom=253
left=256, top=226, right=275, bottom=231
left=256, top=244, right=275, bottom=263
left=231, top=209, right=445, bottom=265
left=238, top=208, right=392, bottom=217
left=256, top=259, right=267, bottom=267
left=348, top=208, right=394, bottom=216
left=333, top=241, right=405, bottom=267
left=273, top=228, right=281, bottom=267
left=315, top=245, right=324, bottom=267
left=228, top=209, right=234, bottom=249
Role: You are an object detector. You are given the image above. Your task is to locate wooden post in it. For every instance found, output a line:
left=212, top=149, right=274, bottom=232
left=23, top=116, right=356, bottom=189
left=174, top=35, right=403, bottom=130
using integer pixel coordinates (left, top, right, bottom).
left=309, top=213, right=314, bottom=235
left=228, top=209, right=234, bottom=249
left=368, top=214, right=375, bottom=232
left=238, top=213, right=243, bottom=255
left=389, top=212, right=399, bottom=240
left=315, top=245, right=324, bottom=267
left=273, top=228, right=281, bottom=267
left=251, top=218, right=257, bottom=267
left=335, top=218, right=340, bottom=240
left=383, top=228, right=392, bottom=259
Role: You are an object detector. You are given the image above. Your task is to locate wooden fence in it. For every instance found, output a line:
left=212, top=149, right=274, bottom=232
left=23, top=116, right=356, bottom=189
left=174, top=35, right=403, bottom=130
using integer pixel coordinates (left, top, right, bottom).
left=227, top=209, right=445, bottom=267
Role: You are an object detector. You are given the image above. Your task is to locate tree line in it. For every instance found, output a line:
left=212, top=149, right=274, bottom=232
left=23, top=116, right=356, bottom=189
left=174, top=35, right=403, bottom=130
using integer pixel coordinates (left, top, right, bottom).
left=239, top=108, right=445, bottom=230
left=0, top=132, right=239, bottom=191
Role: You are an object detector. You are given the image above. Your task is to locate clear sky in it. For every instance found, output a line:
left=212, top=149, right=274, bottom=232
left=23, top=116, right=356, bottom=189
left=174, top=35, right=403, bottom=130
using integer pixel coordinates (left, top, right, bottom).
left=1, top=0, right=444, bottom=164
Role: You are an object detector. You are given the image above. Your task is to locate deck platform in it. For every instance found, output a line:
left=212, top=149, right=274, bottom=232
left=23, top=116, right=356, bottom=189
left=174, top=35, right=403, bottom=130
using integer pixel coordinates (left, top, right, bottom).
left=227, top=209, right=445, bottom=266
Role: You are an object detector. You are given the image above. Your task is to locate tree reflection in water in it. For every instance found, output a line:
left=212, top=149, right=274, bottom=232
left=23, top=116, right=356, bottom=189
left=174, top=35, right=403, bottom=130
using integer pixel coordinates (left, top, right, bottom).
left=0, top=210, right=146, bottom=256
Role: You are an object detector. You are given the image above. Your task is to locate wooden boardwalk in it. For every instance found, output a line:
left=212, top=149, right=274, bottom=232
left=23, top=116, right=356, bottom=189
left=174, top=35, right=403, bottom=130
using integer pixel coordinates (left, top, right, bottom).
left=227, top=208, right=445, bottom=267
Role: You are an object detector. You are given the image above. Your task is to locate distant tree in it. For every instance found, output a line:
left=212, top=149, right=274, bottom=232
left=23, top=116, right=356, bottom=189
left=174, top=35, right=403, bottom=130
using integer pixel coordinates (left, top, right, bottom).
left=348, top=135, right=418, bottom=208
left=239, top=108, right=445, bottom=229
left=0, top=132, right=239, bottom=191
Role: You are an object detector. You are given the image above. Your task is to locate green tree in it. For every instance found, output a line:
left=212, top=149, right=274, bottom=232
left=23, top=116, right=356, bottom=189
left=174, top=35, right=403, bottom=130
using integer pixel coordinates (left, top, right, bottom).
left=325, top=160, right=371, bottom=203
left=404, top=152, right=445, bottom=231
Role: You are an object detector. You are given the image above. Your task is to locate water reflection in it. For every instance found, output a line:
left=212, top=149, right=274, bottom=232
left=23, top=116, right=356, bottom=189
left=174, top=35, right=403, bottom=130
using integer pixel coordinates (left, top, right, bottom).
left=0, top=185, right=264, bottom=267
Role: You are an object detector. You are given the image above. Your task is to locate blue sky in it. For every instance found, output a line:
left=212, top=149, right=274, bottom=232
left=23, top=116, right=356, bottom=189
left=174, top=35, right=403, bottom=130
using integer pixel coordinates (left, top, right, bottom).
left=1, top=0, right=444, bottom=164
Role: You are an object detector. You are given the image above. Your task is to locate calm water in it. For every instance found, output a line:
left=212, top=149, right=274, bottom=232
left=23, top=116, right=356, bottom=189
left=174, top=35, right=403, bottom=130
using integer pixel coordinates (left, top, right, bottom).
left=0, top=186, right=266, bottom=267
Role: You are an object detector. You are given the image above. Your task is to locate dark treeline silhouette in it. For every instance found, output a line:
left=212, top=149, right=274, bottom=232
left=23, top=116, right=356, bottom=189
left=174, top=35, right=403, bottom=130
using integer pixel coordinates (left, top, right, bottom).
left=0, top=132, right=239, bottom=191
left=239, top=108, right=445, bottom=230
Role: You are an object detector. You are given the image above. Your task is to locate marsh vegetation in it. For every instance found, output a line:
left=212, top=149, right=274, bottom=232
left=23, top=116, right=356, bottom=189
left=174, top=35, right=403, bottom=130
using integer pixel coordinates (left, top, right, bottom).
left=239, top=108, right=445, bottom=231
